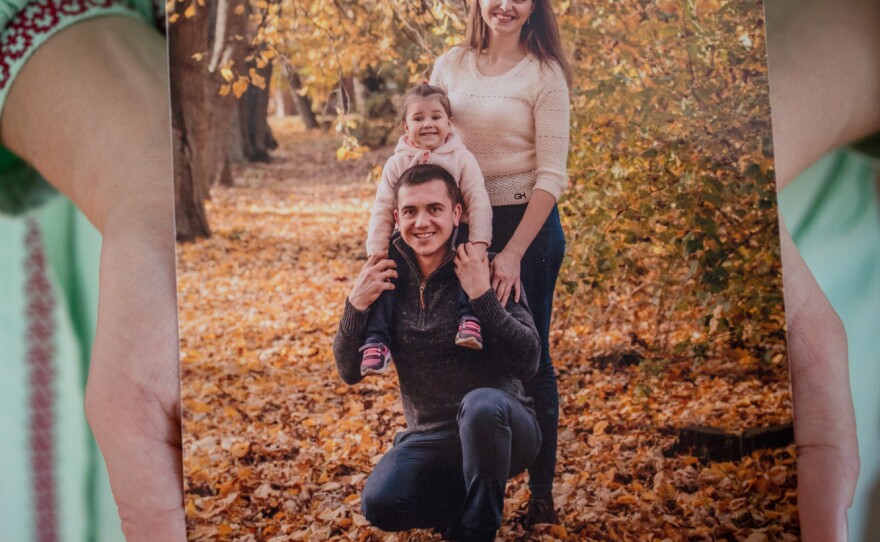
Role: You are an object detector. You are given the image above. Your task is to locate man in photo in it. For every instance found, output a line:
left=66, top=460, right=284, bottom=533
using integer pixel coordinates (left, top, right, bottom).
left=333, top=163, right=542, bottom=542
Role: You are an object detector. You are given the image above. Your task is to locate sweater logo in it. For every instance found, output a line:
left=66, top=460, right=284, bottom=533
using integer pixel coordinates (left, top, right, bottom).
left=514, top=192, right=527, bottom=200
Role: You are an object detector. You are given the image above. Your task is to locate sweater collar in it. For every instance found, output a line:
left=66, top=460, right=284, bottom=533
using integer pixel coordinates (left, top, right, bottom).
left=392, top=230, right=459, bottom=281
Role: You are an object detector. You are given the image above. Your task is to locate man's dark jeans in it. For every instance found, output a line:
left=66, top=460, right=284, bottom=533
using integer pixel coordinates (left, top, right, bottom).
left=360, top=388, right=541, bottom=537
left=490, top=204, right=566, bottom=496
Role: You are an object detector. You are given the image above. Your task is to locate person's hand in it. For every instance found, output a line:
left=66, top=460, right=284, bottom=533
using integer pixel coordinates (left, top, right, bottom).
left=763, top=1, right=878, bottom=538
left=2, top=17, right=185, bottom=540
left=490, top=249, right=522, bottom=306
left=348, top=252, right=398, bottom=310
left=454, top=242, right=492, bottom=300
left=779, top=222, right=859, bottom=541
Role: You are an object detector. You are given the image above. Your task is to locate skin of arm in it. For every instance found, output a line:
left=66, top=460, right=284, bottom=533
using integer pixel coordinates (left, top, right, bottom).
left=765, top=0, right=880, bottom=539
left=0, top=16, right=184, bottom=541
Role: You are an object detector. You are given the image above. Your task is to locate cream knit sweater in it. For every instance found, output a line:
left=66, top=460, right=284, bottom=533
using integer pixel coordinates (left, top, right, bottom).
left=430, top=47, right=570, bottom=206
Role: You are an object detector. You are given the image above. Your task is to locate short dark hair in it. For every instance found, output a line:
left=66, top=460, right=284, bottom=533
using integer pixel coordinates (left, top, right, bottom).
left=393, top=164, right=462, bottom=208
left=401, top=83, right=453, bottom=122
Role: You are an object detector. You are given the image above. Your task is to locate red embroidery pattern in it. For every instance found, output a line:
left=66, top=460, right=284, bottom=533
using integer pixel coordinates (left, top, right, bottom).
left=25, top=218, right=58, bottom=542
left=0, top=0, right=117, bottom=92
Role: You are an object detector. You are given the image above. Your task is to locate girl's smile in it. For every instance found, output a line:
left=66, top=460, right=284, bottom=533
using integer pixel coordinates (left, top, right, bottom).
left=403, top=96, right=452, bottom=150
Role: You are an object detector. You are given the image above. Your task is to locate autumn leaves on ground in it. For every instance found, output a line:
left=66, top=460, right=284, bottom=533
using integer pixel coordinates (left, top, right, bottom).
left=178, top=120, right=797, bottom=541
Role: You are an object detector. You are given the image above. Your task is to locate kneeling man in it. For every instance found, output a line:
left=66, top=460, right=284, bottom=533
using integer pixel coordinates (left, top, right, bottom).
left=333, top=163, right=543, bottom=542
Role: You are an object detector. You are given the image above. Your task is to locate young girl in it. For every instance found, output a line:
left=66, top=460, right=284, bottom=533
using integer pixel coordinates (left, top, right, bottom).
left=359, top=83, right=493, bottom=375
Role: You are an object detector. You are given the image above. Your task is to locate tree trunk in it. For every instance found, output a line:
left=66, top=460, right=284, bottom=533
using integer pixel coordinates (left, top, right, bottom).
left=238, top=61, right=275, bottom=162
left=226, top=1, right=276, bottom=163
left=295, top=91, right=319, bottom=130
left=225, top=109, right=245, bottom=165
left=170, top=1, right=231, bottom=241
left=282, top=62, right=319, bottom=129
left=353, top=76, right=368, bottom=119
left=272, top=88, right=285, bottom=118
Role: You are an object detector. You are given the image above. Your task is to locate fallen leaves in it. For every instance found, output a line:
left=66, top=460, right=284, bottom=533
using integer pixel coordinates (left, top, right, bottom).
left=178, top=122, right=798, bottom=541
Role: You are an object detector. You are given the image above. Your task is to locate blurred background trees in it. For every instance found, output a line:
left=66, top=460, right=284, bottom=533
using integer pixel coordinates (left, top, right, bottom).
left=169, top=0, right=784, bottom=365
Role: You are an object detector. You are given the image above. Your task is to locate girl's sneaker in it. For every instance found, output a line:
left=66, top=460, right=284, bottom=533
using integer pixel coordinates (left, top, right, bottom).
left=359, top=343, right=392, bottom=375
left=455, top=316, right=483, bottom=350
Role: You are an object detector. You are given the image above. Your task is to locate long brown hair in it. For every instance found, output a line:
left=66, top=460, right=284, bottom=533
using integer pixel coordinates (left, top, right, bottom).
left=462, top=0, right=573, bottom=88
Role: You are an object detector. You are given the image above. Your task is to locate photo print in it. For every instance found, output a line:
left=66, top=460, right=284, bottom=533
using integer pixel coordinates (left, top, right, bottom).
left=170, top=0, right=797, bottom=539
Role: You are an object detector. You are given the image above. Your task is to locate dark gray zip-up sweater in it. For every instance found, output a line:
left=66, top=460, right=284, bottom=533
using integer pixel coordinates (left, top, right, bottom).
left=333, top=238, right=541, bottom=432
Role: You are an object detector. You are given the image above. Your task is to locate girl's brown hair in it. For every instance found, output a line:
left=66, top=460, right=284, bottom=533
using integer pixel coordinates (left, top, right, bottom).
left=401, top=83, right=453, bottom=122
left=462, top=0, right=573, bottom=88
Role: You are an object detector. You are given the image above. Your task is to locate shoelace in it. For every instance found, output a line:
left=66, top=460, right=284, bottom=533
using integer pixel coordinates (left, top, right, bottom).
left=362, top=346, right=385, bottom=359
left=459, top=321, right=481, bottom=332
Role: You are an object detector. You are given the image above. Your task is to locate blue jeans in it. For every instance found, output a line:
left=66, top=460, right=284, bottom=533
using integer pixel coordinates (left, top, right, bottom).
left=490, top=204, right=566, bottom=495
left=364, top=229, right=475, bottom=345
left=360, top=388, right=541, bottom=537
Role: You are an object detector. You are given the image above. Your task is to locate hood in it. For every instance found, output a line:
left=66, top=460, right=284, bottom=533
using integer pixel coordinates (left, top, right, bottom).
left=394, top=131, right=467, bottom=162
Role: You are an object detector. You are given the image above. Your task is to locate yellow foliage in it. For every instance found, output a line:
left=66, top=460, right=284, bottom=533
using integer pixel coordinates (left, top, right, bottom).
left=249, top=68, right=266, bottom=89
left=232, top=76, right=249, bottom=98
left=219, top=66, right=234, bottom=82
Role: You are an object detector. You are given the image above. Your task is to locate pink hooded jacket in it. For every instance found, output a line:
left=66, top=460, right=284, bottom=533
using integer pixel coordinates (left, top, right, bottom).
left=366, top=132, right=493, bottom=256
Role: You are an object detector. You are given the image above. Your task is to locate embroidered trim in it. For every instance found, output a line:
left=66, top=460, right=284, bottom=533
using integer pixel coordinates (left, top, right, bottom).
left=25, top=217, right=58, bottom=542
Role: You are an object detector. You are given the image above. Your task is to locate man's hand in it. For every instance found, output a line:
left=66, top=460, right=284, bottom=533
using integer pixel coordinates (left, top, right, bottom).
left=455, top=242, right=492, bottom=301
left=348, top=253, right=398, bottom=311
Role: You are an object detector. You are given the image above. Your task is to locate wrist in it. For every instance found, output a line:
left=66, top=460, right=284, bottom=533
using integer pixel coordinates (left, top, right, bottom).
left=464, top=283, right=492, bottom=300
left=347, top=294, right=370, bottom=312
left=502, top=245, right=525, bottom=260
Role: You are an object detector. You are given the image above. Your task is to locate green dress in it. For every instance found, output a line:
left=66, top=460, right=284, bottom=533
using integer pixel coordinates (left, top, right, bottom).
left=779, top=141, right=880, bottom=542
left=0, top=1, right=157, bottom=540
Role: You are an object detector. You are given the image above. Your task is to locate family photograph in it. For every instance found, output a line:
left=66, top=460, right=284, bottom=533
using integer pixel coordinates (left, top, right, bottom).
left=172, top=0, right=798, bottom=540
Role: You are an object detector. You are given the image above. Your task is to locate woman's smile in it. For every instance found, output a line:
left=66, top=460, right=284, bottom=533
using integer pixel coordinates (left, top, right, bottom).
left=480, top=0, right=533, bottom=33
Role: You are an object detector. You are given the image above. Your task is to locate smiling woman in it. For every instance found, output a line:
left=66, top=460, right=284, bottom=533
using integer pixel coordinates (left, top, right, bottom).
left=429, top=0, right=572, bottom=524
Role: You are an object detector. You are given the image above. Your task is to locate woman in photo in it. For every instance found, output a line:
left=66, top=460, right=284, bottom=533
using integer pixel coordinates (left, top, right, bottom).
left=430, top=0, right=573, bottom=525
